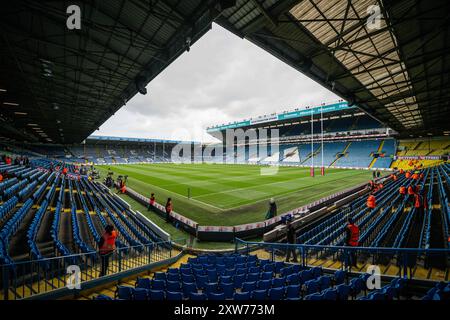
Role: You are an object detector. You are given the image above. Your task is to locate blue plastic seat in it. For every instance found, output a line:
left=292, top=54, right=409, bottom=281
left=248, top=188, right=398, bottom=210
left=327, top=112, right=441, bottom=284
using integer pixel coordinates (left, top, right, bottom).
left=274, top=261, right=285, bottom=273
left=182, top=274, right=195, bottom=283
left=189, top=292, right=207, bottom=300
left=334, top=270, right=346, bottom=285
left=183, top=282, right=197, bottom=296
left=167, top=268, right=179, bottom=274
left=311, top=267, right=322, bottom=278
left=381, top=285, right=397, bottom=300
left=318, top=275, right=332, bottom=291
left=271, top=277, right=285, bottom=288
left=233, top=291, right=251, bottom=300
left=246, top=273, right=259, bottom=282
left=208, top=292, right=226, bottom=300
left=304, top=293, right=323, bottom=300
left=236, top=268, right=247, bottom=275
left=135, top=278, right=151, bottom=289
left=242, top=281, right=257, bottom=292
left=263, top=263, right=275, bottom=272
left=322, top=288, right=338, bottom=300
left=205, top=282, right=219, bottom=294
left=286, top=273, right=300, bottom=285
left=220, top=283, right=235, bottom=299
left=153, top=272, right=166, bottom=281
left=368, top=291, right=385, bottom=300
left=133, top=288, right=148, bottom=300
left=304, top=279, right=319, bottom=295
left=234, top=274, right=246, bottom=289
left=167, top=281, right=181, bottom=292
left=116, top=285, right=134, bottom=300
left=251, top=289, right=267, bottom=300
left=259, top=259, right=270, bottom=268
left=249, top=266, right=260, bottom=274
left=207, top=270, right=218, bottom=282
left=257, top=279, right=271, bottom=290
left=268, top=287, right=284, bottom=300
left=196, top=275, right=208, bottom=289
left=220, top=275, right=233, bottom=284
left=285, top=285, right=301, bottom=299
left=300, top=270, right=313, bottom=282
left=167, top=291, right=183, bottom=301
left=350, top=278, right=365, bottom=297
left=167, top=273, right=180, bottom=282
left=336, top=284, right=351, bottom=300
left=152, top=279, right=165, bottom=291
left=225, top=268, right=236, bottom=277
left=149, top=289, right=165, bottom=300
left=281, top=267, right=294, bottom=278
left=260, top=271, right=273, bottom=280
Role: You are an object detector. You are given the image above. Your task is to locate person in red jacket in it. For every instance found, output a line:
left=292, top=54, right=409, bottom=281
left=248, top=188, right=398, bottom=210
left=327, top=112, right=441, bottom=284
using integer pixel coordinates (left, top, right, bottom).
left=98, top=225, right=118, bottom=277
left=367, top=193, right=376, bottom=210
left=62, top=167, right=68, bottom=175
left=345, top=217, right=360, bottom=268
left=0, top=173, right=3, bottom=183
left=399, top=185, right=406, bottom=199
left=148, top=193, right=156, bottom=211
left=414, top=192, right=428, bottom=216
left=5, top=157, right=11, bottom=165
left=405, top=171, right=411, bottom=179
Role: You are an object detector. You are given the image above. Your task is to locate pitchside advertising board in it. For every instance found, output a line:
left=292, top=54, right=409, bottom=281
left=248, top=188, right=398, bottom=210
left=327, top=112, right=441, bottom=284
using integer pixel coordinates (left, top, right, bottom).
left=207, top=101, right=353, bottom=132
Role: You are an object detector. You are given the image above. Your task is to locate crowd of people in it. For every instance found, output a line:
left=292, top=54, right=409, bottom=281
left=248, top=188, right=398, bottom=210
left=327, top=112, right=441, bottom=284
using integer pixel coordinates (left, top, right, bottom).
left=1, top=154, right=30, bottom=166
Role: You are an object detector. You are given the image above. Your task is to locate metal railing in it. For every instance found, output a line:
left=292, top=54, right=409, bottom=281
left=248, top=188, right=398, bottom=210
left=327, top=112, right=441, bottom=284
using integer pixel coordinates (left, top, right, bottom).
left=235, top=238, right=450, bottom=281
left=1, top=239, right=178, bottom=300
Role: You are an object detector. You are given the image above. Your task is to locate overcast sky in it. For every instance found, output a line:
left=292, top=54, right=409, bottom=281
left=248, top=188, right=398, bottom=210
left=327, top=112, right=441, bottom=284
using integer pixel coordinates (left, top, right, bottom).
left=96, top=23, right=339, bottom=143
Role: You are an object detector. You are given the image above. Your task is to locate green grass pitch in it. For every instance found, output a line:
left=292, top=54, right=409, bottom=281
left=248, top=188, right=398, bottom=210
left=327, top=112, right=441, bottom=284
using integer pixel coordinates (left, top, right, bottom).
left=98, top=163, right=375, bottom=226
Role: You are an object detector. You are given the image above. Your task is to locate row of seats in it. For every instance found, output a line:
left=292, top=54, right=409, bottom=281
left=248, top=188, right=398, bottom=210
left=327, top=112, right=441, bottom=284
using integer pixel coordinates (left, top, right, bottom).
left=94, top=253, right=445, bottom=300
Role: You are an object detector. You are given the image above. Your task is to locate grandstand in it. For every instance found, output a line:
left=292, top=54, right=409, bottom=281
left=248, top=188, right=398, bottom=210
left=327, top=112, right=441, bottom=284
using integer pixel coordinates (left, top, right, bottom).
left=0, top=0, right=449, bottom=305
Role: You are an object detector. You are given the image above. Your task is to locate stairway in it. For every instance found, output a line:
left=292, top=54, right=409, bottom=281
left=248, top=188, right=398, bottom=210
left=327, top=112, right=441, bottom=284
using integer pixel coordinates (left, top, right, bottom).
left=330, top=142, right=351, bottom=167
left=300, top=145, right=321, bottom=164
left=369, top=140, right=385, bottom=168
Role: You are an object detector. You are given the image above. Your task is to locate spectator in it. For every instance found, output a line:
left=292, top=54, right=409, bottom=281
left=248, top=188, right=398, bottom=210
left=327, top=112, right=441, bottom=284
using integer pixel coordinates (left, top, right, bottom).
left=98, top=225, right=117, bottom=277
left=265, top=198, right=277, bottom=219
left=165, top=198, right=173, bottom=222
left=285, top=220, right=298, bottom=263
left=366, top=193, right=376, bottom=210
left=0, top=173, right=3, bottom=182
left=399, top=185, right=406, bottom=199
left=414, top=188, right=428, bottom=216
left=148, top=193, right=155, bottom=211
left=345, top=217, right=359, bottom=268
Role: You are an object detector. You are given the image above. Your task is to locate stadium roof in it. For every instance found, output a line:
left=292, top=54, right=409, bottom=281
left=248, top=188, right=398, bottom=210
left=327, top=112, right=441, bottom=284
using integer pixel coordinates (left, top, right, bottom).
left=0, top=0, right=218, bottom=144
left=216, top=0, right=450, bottom=137
left=87, top=135, right=199, bottom=144
left=1, top=0, right=448, bottom=144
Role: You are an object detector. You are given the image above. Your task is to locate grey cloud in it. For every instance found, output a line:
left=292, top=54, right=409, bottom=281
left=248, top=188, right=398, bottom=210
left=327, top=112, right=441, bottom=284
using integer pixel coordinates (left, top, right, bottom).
left=97, top=23, right=339, bottom=142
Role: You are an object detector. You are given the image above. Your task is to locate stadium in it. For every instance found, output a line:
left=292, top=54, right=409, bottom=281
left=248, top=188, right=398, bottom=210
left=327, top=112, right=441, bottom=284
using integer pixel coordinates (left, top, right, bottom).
left=0, top=0, right=449, bottom=307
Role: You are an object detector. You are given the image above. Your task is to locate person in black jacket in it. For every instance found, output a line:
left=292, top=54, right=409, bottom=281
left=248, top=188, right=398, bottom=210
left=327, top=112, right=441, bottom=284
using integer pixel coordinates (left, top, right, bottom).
left=285, top=220, right=298, bottom=263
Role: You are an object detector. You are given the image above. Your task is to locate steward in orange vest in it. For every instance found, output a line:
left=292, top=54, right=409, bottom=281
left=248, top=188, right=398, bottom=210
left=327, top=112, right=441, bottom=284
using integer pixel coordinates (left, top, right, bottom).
left=99, top=225, right=117, bottom=276
left=367, top=194, right=376, bottom=209
left=345, top=218, right=360, bottom=268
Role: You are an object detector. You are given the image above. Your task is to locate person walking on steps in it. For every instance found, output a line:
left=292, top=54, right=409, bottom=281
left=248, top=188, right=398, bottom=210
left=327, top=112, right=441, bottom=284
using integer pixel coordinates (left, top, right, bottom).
left=98, top=225, right=117, bottom=277
left=345, top=217, right=360, bottom=269
left=285, top=219, right=298, bottom=263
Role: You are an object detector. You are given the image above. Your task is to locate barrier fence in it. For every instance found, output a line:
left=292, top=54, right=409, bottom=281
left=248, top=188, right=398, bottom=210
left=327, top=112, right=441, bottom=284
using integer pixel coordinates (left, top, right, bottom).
left=235, top=238, right=450, bottom=281
left=0, top=239, right=177, bottom=300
